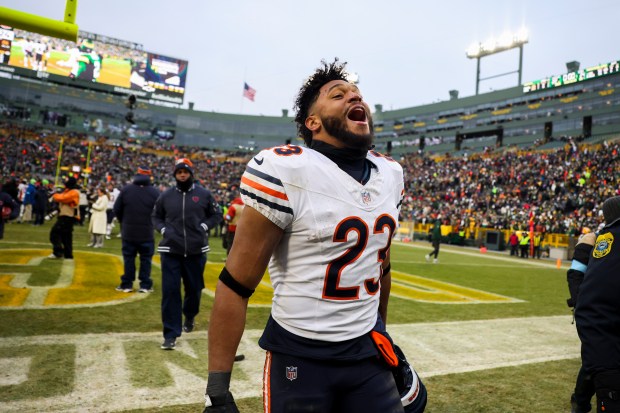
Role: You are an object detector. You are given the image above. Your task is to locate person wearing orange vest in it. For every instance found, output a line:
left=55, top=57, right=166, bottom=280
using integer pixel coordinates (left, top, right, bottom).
left=224, top=197, right=245, bottom=255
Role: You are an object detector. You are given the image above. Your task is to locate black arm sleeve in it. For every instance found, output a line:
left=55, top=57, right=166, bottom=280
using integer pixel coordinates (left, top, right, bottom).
left=566, top=243, right=594, bottom=307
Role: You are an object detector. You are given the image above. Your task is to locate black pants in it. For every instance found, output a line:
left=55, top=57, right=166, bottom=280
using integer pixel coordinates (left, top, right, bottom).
left=50, top=216, right=75, bottom=258
left=429, top=239, right=440, bottom=259
left=225, top=231, right=236, bottom=255
left=33, top=208, right=46, bottom=225
left=264, top=351, right=405, bottom=413
left=572, top=365, right=595, bottom=413
left=120, top=239, right=155, bottom=290
left=595, top=370, right=620, bottom=413
left=534, top=246, right=541, bottom=259
left=79, top=205, right=88, bottom=226
left=160, top=253, right=206, bottom=339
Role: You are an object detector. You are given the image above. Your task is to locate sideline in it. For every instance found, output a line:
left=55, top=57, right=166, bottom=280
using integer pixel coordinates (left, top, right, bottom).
left=394, top=240, right=567, bottom=269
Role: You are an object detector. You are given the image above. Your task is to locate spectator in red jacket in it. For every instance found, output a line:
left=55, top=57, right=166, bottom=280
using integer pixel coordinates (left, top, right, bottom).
left=224, top=197, right=244, bottom=255
left=509, top=232, right=519, bottom=256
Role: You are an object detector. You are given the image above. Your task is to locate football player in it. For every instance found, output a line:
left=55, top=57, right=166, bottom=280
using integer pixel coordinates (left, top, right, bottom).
left=68, top=39, right=101, bottom=82
left=204, top=59, right=425, bottom=412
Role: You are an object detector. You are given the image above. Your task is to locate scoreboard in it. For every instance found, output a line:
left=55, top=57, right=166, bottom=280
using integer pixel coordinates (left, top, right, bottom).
left=523, top=59, right=620, bottom=93
left=0, top=25, right=188, bottom=104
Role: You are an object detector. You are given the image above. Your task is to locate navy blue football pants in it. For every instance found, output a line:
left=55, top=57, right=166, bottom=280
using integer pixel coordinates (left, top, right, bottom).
left=263, top=351, right=404, bottom=413
left=160, top=253, right=206, bottom=339
left=119, top=239, right=155, bottom=290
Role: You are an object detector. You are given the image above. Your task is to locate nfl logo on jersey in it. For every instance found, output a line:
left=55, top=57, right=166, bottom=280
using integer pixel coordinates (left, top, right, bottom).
left=361, top=190, right=372, bottom=205
left=286, top=366, right=298, bottom=381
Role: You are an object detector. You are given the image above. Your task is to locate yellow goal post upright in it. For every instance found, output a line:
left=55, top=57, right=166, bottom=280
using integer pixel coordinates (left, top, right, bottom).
left=0, top=0, right=79, bottom=42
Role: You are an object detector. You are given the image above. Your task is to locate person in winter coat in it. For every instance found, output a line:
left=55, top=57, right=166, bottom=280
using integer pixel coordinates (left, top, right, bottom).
left=88, top=186, right=109, bottom=248
left=114, top=166, right=160, bottom=293
left=21, top=178, right=36, bottom=223
left=0, top=183, right=19, bottom=239
left=152, top=158, right=223, bottom=350
left=33, top=180, right=48, bottom=226
left=224, top=197, right=244, bottom=255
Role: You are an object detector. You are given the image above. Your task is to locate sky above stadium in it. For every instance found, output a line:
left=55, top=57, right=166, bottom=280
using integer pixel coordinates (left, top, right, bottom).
left=2, top=0, right=619, bottom=117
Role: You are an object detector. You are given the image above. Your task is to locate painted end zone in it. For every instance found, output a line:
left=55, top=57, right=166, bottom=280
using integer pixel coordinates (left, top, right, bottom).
left=0, top=249, right=521, bottom=309
left=0, top=249, right=143, bottom=309
left=391, top=270, right=523, bottom=304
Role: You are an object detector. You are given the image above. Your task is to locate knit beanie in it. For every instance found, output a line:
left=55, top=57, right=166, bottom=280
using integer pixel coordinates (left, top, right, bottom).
left=174, top=158, right=194, bottom=176
left=602, top=196, right=620, bottom=224
left=137, top=166, right=152, bottom=175
left=65, top=177, right=77, bottom=189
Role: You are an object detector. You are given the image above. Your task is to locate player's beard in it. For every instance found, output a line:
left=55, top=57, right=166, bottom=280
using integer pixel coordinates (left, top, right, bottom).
left=321, top=115, right=374, bottom=158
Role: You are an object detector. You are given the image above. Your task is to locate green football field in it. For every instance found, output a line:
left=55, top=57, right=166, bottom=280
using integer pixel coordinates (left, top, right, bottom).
left=8, top=46, right=132, bottom=87
left=0, top=220, right=582, bottom=412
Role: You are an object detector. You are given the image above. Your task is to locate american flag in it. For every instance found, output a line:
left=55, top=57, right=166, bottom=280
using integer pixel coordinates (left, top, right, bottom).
left=243, top=82, right=256, bottom=102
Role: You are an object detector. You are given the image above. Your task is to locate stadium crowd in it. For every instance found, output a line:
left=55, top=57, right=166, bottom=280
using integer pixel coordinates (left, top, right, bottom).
left=400, top=139, right=619, bottom=235
left=1, top=122, right=618, bottom=238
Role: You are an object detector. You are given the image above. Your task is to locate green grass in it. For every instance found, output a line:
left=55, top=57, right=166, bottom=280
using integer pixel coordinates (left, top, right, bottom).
left=0, top=221, right=580, bottom=412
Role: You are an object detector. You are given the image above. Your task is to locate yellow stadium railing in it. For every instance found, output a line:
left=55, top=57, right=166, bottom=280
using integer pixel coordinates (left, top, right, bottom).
left=397, top=221, right=571, bottom=248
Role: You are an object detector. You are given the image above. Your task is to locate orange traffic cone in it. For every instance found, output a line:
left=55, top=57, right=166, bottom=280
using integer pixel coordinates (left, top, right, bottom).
left=556, top=258, right=562, bottom=269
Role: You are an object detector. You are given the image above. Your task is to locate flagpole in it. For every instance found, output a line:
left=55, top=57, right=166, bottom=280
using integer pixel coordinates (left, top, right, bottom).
left=240, top=67, right=246, bottom=114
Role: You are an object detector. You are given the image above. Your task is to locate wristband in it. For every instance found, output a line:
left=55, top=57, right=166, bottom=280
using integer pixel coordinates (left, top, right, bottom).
left=206, top=371, right=232, bottom=400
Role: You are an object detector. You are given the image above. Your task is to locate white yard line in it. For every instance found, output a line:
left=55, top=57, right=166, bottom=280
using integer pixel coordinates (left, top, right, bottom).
left=0, top=315, right=580, bottom=412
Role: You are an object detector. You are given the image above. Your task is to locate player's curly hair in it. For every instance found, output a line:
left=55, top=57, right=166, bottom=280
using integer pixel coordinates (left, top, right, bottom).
left=294, top=58, right=349, bottom=146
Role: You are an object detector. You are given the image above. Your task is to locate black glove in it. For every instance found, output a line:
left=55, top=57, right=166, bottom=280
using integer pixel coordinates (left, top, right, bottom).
left=203, top=391, right=239, bottom=413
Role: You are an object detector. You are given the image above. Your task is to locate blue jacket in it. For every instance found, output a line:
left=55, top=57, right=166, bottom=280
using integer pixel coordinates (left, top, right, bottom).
left=152, top=183, right=223, bottom=256
left=23, top=183, right=36, bottom=205
left=114, top=174, right=160, bottom=242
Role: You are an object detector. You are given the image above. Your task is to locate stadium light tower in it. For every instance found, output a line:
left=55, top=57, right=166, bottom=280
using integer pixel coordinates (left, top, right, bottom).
left=466, top=28, right=529, bottom=95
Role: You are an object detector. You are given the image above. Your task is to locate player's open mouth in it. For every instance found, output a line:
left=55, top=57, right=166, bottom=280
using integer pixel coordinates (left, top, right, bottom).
left=347, top=106, right=367, bottom=123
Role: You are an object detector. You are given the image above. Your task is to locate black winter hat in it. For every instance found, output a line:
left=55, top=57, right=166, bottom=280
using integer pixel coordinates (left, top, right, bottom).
left=173, top=158, right=194, bottom=176
left=602, top=196, right=620, bottom=224
left=65, top=177, right=77, bottom=189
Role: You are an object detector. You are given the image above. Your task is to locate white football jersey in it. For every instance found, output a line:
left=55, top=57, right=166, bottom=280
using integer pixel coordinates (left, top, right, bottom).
left=240, top=144, right=404, bottom=342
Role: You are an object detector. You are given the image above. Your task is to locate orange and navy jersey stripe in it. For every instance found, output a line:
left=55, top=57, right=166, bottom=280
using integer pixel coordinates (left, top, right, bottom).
left=240, top=165, right=293, bottom=216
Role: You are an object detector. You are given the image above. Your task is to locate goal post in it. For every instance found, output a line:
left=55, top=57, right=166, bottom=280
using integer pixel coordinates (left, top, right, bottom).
left=0, top=0, right=78, bottom=42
